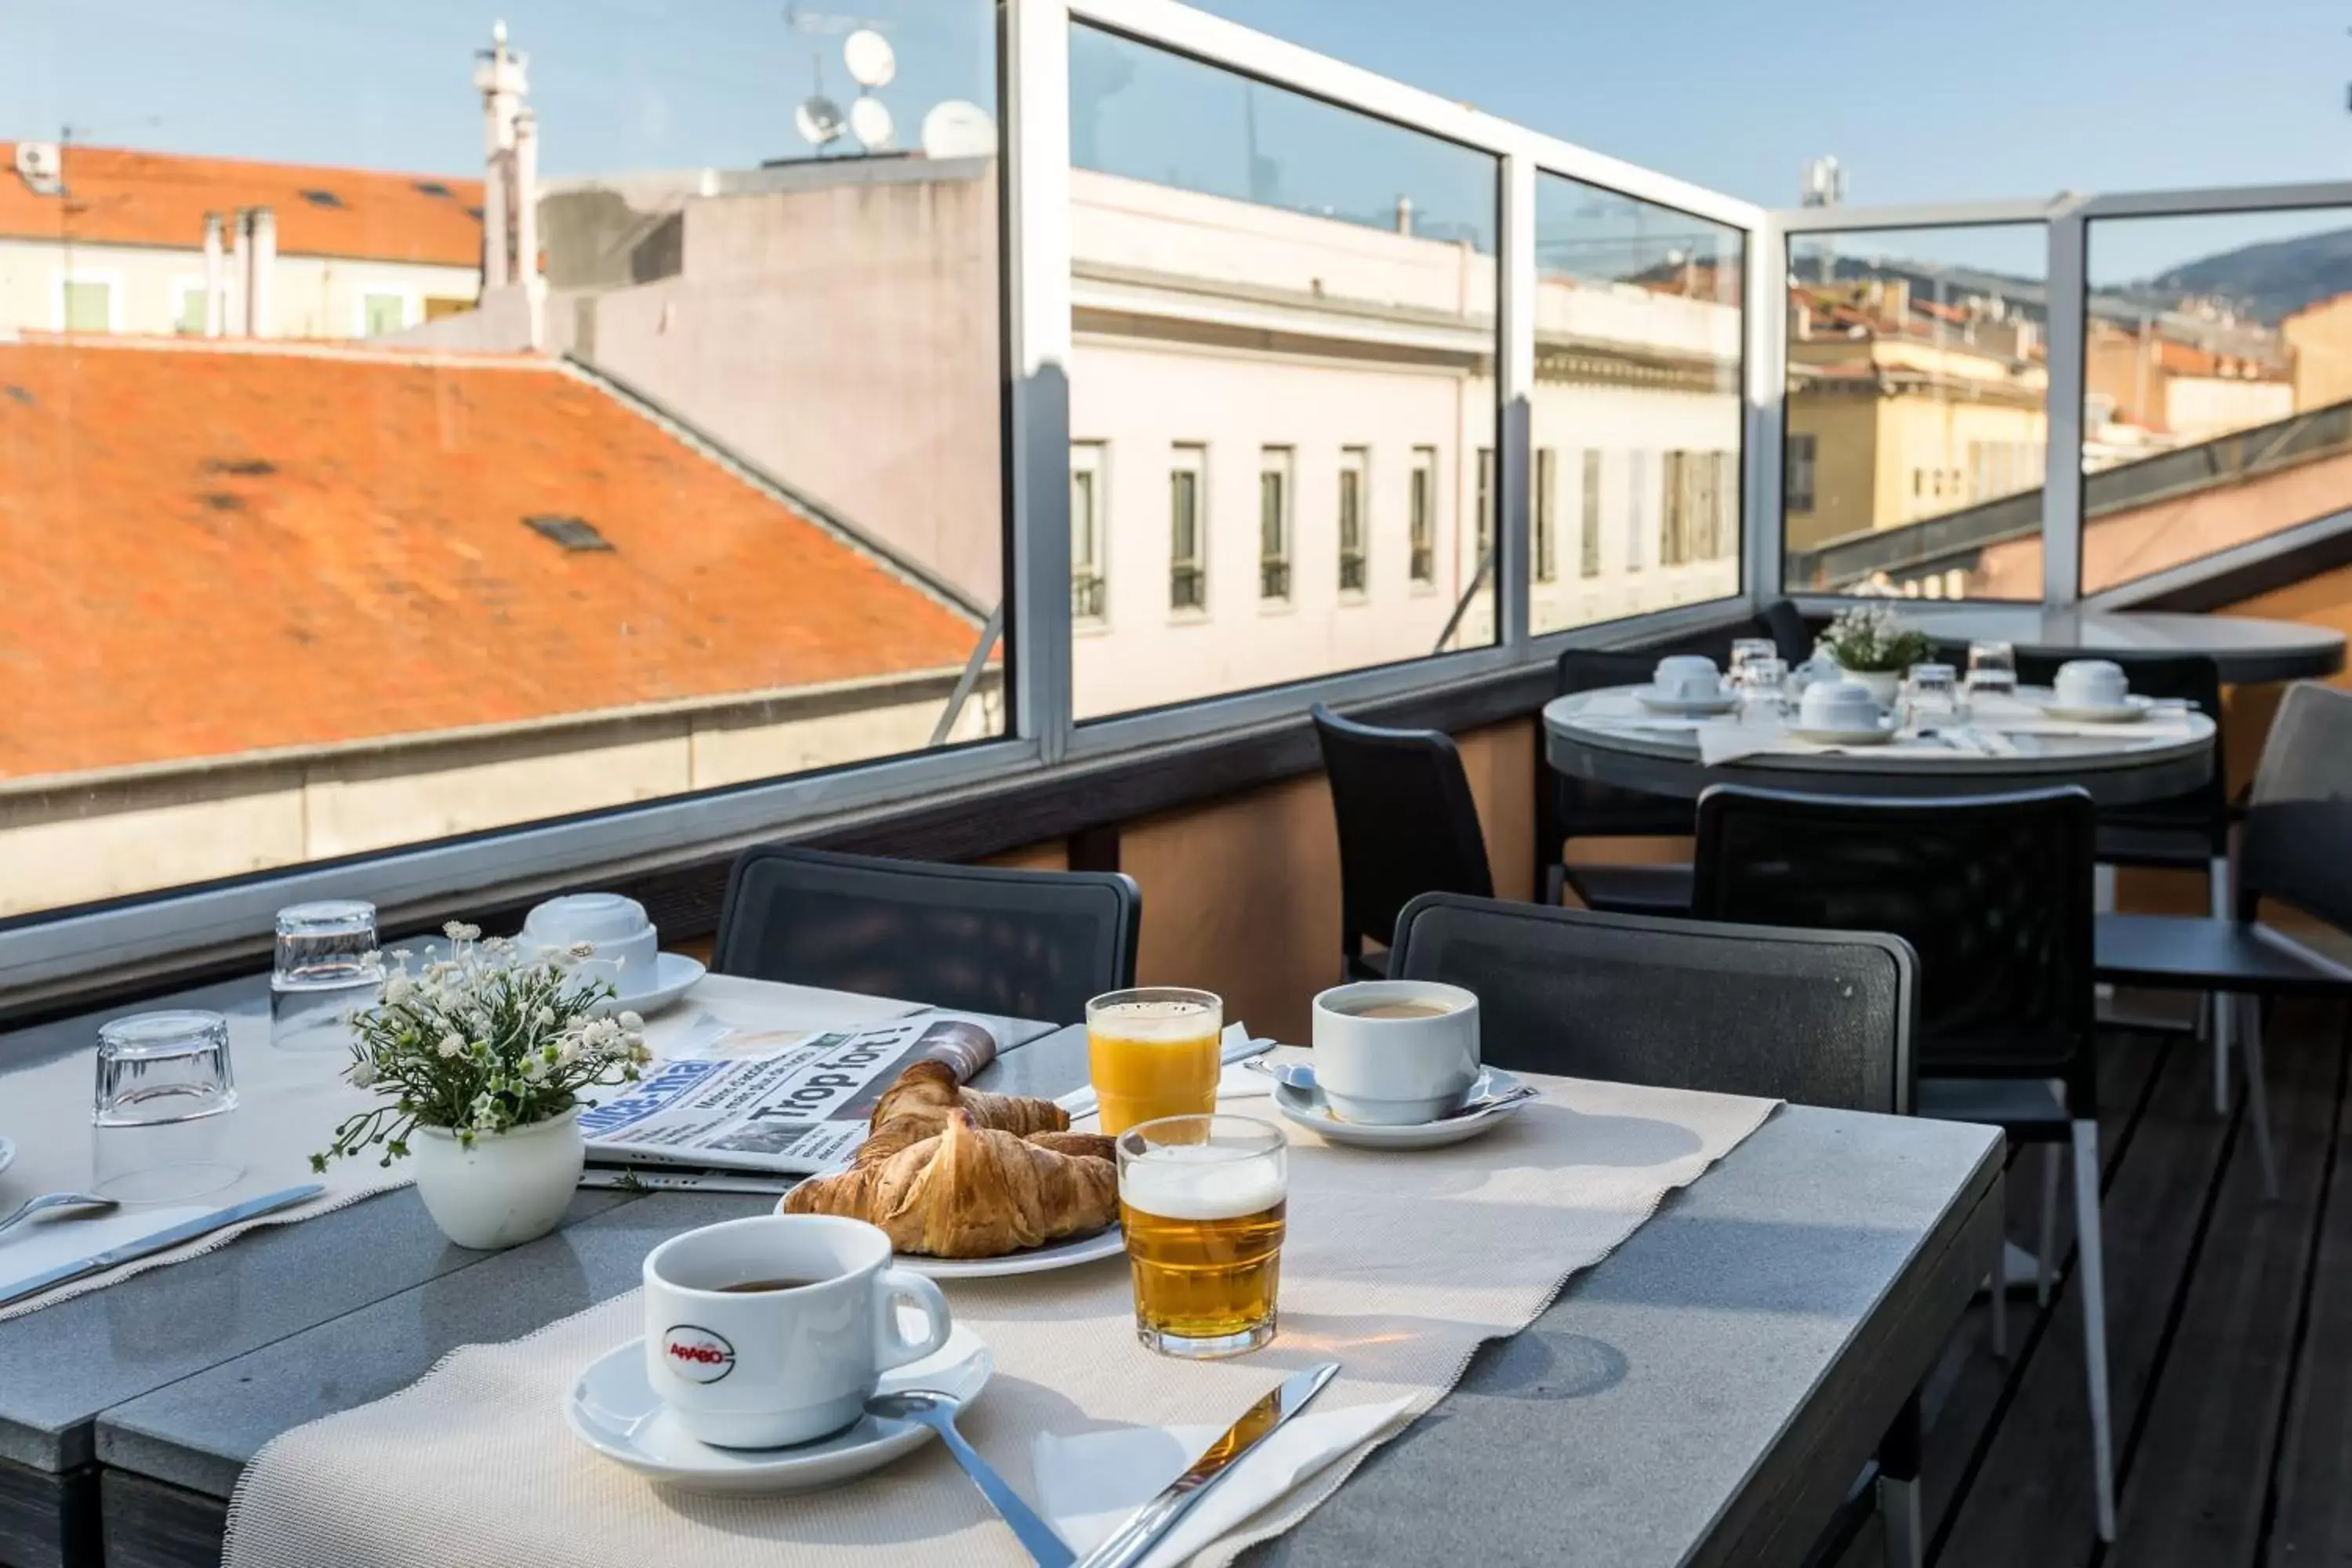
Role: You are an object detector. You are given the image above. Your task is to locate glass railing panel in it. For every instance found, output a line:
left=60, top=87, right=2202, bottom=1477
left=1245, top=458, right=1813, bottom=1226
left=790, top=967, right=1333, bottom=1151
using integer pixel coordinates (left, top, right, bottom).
left=1531, top=172, right=1744, bottom=633
left=2080, top=206, right=2352, bottom=593
left=1066, top=23, right=1500, bottom=721
left=1783, top=223, right=2049, bottom=601
left=1, top=3, right=1007, bottom=920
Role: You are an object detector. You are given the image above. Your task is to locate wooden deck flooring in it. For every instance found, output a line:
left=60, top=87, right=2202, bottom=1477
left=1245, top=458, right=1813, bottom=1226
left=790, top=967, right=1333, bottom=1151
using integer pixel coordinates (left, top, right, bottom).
left=1830, top=995, right=2352, bottom=1568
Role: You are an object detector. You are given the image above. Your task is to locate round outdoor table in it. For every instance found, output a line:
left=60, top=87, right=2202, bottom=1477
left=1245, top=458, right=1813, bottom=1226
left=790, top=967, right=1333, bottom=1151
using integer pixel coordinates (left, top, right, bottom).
left=1906, top=607, right=2343, bottom=685
left=1543, top=688, right=2217, bottom=808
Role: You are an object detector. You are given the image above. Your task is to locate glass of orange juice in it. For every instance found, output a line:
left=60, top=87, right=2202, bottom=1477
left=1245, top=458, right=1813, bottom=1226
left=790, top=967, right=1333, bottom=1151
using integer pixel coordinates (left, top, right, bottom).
left=1085, top=988, right=1222, bottom=1136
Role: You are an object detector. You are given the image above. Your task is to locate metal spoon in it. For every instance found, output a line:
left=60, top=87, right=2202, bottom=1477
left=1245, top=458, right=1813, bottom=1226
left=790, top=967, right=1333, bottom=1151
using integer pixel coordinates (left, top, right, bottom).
left=866, top=1389, right=1075, bottom=1568
left=0, top=1192, right=117, bottom=1242
left=1247, top=1059, right=1539, bottom=1120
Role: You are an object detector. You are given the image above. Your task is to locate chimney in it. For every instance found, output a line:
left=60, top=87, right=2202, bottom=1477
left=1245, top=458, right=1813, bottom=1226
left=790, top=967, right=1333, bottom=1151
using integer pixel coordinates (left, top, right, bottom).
left=1395, top=194, right=1414, bottom=236
left=245, top=208, right=276, bottom=337
left=201, top=212, right=226, bottom=337
left=227, top=212, right=250, bottom=336
left=474, top=20, right=531, bottom=295
left=513, top=108, right=545, bottom=347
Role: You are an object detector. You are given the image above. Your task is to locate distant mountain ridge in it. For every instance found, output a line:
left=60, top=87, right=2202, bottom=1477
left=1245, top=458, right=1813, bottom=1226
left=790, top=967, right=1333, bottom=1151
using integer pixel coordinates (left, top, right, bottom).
left=2140, top=226, right=2352, bottom=325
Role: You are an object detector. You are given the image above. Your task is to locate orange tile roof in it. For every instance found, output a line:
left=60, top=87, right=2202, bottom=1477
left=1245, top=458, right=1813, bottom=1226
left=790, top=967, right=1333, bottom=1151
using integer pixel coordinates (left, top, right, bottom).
left=0, top=143, right=482, bottom=267
left=0, top=337, right=983, bottom=779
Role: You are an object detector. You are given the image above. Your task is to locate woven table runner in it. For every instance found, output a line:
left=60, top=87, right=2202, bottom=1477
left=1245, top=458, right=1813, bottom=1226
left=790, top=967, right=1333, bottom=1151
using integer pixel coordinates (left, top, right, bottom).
left=223, top=1073, right=1779, bottom=1568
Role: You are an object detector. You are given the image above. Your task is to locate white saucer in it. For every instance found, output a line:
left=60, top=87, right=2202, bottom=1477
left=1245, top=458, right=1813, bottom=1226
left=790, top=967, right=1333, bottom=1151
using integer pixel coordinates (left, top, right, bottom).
left=589, top=953, right=706, bottom=1018
left=565, top=1322, right=992, bottom=1494
left=1272, top=1068, right=1534, bottom=1150
left=764, top=1198, right=1126, bottom=1279
left=1635, top=687, right=1737, bottom=716
left=2041, top=695, right=2151, bottom=723
left=1788, top=725, right=1896, bottom=746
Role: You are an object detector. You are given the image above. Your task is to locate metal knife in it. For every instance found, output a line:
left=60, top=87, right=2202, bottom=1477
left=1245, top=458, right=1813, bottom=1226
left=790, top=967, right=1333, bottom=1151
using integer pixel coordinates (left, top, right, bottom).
left=0, top=1183, right=325, bottom=1308
left=1074, top=1362, right=1341, bottom=1568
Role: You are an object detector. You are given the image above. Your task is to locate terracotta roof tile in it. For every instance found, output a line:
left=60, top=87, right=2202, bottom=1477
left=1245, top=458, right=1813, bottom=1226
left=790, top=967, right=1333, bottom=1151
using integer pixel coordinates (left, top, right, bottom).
left=0, top=338, right=982, bottom=779
left=0, top=143, right=482, bottom=267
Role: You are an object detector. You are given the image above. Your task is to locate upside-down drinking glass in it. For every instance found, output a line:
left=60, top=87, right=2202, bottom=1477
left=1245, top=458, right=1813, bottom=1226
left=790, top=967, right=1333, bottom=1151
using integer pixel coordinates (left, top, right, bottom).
left=93, top=1011, right=244, bottom=1201
left=1965, top=641, right=2018, bottom=699
left=270, top=900, right=382, bottom=1051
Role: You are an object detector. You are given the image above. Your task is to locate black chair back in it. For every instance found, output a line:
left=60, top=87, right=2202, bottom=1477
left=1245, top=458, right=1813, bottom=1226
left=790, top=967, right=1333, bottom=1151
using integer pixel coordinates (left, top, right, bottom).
left=712, top=846, right=1140, bottom=1025
left=2240, top=681, right=2352, bottom=932
left=2022, top=650, right=2227, bottom=860
left=1390, top=892, right=1915, bottom=1112
left=1550, top=649, right=1693, bottom=840
left=1757, top=597, right=1815, bottom=664
left=1691, top=784, right=2097, bottom=1110
left=1311, top=703, right=1492, bottom=977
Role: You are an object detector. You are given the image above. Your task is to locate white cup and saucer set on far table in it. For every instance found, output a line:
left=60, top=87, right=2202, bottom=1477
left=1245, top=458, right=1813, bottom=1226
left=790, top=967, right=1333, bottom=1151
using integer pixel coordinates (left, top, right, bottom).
left=1262, top=981, right=1534, bottom=1150
left=2041, top=659, right=2156, bottom=723
left=566, top=1213, right=993, bottom=1494
left=1788, top=679, right=1896, bottom=746
left=521, top=893, right=705, bottom=1014
left=1633, top=655, right=1737, bottom=717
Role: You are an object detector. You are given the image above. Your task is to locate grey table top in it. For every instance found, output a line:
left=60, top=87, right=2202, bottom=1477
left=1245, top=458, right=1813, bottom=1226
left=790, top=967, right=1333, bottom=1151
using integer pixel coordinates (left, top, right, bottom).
left=1886, top=605, right=2344, bottom=684
left=1544, top=687, right=2216, bottom=806
left=0, top=998, right=2002, bottom=1568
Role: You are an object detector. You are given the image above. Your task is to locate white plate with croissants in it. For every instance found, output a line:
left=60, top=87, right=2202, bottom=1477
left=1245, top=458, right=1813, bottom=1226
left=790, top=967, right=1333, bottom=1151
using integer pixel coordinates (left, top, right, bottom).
left=780, top=1062, right=1125, bottom=1279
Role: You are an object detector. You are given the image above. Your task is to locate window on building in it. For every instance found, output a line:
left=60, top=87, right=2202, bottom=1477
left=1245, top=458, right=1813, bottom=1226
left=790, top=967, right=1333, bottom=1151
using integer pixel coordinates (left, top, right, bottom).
left=1409, top=446, right=1438, bottom=585
left=1626, top=450, right=1648, bottom=572
left=1171, top=445, right=1207, bottom=612
left=1259, top=446, right=1293, bottom=601
left=1786, top=433, right=1817, bottom=514
left=1711, top=451, right=1737, bottom=560
left=1579, top=450, right=1602, bottom=579
left=61, top=280, right=111, bottom=333
left=1338, top=446, right=1368, bottom=594
left=1474, top=447, right=1496, bottom=566
left=1071, top=442, right=1106, bottom=622
left=1534, top=447, right=1558, bottom=583
left=362, top=292, right=408, bottom=336
left=1661, top=450, right=1690, bottom=567
left=174, top=285, right=207, bottom=336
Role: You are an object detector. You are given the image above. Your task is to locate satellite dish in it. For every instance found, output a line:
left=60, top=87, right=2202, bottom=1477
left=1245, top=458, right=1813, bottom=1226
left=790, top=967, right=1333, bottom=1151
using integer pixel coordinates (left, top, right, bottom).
left=844, top=28, right=896, bottom=89
left=850, top=96, right=895, bottom=151
left=796, top=94, right=847, bottom=148
left=920, top=100, right=996, bottom=160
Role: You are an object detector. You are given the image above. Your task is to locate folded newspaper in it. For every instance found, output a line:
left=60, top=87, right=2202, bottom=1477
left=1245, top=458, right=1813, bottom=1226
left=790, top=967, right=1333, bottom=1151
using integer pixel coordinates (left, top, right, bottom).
left=578, top=1011, right=1011, bottom=1175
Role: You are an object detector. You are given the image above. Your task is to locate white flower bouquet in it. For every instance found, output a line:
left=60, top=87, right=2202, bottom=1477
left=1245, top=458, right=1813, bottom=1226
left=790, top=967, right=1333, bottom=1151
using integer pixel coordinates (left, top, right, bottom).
left=1817, top=604, right=1933, bottom=674
left=314, top=922, right=651, bottom=1171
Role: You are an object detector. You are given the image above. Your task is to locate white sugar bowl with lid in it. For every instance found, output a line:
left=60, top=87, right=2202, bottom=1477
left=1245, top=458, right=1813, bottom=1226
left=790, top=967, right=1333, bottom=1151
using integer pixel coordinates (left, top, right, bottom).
left=1798, top=679, right=1886, bottom=735
left=2053, top=659, right=2130, bottom=710
left=522, top=893, right=659, bottom=999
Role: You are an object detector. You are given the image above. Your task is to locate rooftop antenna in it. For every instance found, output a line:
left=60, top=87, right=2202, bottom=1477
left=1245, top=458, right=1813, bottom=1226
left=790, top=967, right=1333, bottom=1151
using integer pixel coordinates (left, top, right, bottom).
left=1801, top=155, right=1846, bottom=286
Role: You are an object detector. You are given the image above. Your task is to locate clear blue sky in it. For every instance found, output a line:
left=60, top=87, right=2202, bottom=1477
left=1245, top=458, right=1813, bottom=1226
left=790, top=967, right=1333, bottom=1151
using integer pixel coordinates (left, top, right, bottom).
left=7, top=0, right=2350, bottom=280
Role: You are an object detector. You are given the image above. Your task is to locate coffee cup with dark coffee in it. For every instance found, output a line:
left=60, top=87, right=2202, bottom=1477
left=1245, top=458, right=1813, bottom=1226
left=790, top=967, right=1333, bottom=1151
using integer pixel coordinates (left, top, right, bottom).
left=641, top=1214, right=949, bottom=1449
left=1308, top=980, right=1481, bottom=1126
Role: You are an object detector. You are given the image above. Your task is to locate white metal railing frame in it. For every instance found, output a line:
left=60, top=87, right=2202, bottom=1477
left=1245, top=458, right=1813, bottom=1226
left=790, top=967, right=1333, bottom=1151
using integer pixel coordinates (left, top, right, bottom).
left=1767, top=179, right=2352, bottom=616
left=0, top=0, right=1778, bottom=993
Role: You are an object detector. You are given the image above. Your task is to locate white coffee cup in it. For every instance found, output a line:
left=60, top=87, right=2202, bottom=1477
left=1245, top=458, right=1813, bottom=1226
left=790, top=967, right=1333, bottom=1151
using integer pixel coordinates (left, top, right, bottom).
left=642, top=1214, right=951, bottom=1449
left=2054, top=659, right=2129, bottom=709
left=523, top=893, right=659, bottom=999
left=1798, top=679, right=1884, bottom=733
left=1652, top=655, right=1722, bottom=702
left=1309, top=980, right=1481, bottom=1126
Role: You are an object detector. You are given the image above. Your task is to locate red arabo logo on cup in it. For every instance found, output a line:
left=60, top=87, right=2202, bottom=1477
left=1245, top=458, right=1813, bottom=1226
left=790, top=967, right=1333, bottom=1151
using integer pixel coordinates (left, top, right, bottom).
left=661, top=1324, right=735, bottom=1383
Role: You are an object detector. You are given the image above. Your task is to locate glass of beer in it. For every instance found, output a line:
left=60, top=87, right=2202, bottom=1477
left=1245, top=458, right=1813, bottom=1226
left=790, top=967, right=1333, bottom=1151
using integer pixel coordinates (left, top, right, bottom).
left=1116, top=1114, right=1287, bottom=1358
left=1085, top=987, right=1222, bottom=1137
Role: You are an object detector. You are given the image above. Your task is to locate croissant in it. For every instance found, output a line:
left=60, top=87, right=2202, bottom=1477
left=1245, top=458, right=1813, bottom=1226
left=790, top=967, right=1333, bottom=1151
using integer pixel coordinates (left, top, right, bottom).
left=786, top=1109, right=1120, bottom=1257
left=858, top=1060, right=1069, bottom=1164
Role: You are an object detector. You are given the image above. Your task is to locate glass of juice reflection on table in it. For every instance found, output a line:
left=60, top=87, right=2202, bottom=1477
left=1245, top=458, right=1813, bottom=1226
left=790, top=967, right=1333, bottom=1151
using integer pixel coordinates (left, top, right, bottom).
left=1084, top=987, right=1222, bottom=1137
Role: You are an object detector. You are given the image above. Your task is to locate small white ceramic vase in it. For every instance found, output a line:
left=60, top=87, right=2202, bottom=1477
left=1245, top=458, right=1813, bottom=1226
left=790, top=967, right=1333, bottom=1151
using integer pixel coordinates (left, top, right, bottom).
left=408, top=1109, right=583, bottom=1250
left=1836, top=666, right=1903, bottom=706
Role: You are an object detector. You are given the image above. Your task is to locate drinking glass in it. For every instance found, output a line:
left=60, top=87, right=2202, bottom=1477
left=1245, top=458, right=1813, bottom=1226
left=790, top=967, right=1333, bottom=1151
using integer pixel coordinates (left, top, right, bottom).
left=1728, top=638, right=1779, bottom=681
left=270, top=900, right=382, bottom=1051
left=1734, top=654, right=1789, bottom=724
left=1086, top=987, right=1222, bottom=1137
left=93, top=1011, right=244, bottom=1201
left=1965, top=641, right=2019, bottom=699
left=1117, top=1113, right=1287, bottom=1358
left=1904, top=662, right=1964, bottom=729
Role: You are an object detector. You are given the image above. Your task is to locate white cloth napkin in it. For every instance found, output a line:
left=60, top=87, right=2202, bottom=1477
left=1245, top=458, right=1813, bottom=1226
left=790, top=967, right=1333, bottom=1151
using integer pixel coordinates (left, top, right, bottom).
left=1034, top=1396, right=1417, bottom=1566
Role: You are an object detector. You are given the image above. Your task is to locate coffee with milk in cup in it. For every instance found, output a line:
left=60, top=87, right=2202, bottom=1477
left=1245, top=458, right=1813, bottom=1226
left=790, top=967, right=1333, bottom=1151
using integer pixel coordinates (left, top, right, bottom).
left=1311, top=980, right=1482, bottom=1125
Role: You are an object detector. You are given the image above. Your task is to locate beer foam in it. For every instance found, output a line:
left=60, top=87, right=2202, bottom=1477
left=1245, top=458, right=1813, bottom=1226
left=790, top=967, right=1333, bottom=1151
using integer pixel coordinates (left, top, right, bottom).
left=1121, top=1146, right=1285, bottom=1221
left=1091, top=998, right=1217, bottom=1042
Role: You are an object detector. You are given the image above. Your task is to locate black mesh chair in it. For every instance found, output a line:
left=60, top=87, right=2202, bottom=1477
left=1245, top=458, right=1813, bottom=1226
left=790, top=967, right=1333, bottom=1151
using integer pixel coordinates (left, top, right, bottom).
left=711, top=846, right=1139, bottom=1025
left=1389, top=892, right=1915, bottom=1112
left=1692, top=783, right=2117, bottom=1543
left=1544, top=649, right=1695, bottom=918
left=2097, top=681, right=2352, bottom=1197
left=1757, top=597, right=1816, bottom=664
left=1310, top=703, right=1493, bottom=982
left=1388, top=890, right=1922, bottom=1564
